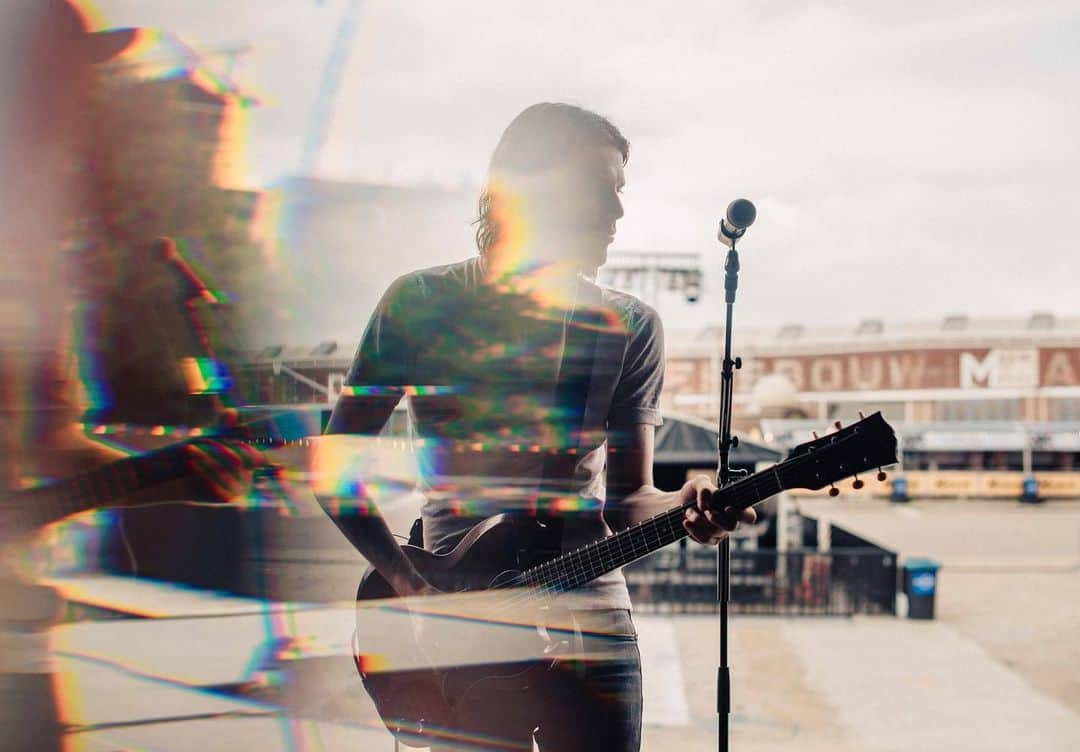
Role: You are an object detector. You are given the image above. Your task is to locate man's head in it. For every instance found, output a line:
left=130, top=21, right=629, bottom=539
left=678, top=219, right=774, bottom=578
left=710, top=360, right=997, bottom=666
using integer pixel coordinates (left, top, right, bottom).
left=1, top=0, right=138, bottom=218
left=476, top=103, right=629, bottom=279
left=1, top=0, right=137, bottom=146
left=0, top=0, right=139, bottom=345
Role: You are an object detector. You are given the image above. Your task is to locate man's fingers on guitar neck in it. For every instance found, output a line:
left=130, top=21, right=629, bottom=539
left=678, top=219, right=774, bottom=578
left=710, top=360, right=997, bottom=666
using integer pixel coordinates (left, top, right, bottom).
left=703, top=508, right=734, bottom=532
left=731, top=505, right=757, bottom=525
left=682, top=515, right=717, bottom=544
left=685, top=475, right=718, bottom=512
left=187, top=446, right=243, bottom=501
left=199, top=438, right=266, bottom=468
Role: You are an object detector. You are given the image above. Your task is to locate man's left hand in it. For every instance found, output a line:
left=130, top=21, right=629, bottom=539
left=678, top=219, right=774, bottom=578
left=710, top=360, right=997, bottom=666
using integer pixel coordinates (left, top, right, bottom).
left=680, top=475, right=757, bottom=545
left=184, top=438, right=268, bottom=503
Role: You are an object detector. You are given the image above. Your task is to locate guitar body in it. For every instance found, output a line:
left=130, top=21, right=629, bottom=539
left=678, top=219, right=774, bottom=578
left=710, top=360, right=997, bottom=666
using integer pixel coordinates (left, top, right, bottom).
left=355, top=514, right=562, bottom=747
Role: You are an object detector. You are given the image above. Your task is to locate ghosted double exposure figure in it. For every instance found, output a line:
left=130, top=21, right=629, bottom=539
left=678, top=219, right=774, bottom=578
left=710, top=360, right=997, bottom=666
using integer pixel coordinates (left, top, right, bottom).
left=0, top=3, right=262, bottom=750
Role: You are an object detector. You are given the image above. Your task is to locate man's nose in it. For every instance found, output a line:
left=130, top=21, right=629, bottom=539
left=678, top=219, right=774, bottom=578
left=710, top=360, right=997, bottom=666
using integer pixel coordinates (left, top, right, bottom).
left=612, top=193, right=624, bottom=222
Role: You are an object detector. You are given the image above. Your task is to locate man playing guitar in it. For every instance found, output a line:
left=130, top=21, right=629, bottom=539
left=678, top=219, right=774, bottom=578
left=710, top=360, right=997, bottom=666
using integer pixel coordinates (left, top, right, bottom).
left=322, top=102, right=755, bottom=751
left=0, top=3, right=264, bottom=749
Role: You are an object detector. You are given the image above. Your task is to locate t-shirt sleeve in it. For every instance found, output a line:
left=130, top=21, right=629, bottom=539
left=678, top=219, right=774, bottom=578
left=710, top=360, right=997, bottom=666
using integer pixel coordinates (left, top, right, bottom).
left=343, top=275, right=420, bottom=393
left=607, top=302, right=665, bottom=427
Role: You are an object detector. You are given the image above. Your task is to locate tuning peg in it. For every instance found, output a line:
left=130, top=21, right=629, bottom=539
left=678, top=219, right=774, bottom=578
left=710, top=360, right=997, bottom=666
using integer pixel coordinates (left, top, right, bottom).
left=853, top=475, right=865, bottom=490
left=811, top=431, right=819, bottom=439
left=834, top=420, right=843, bottom=430
left=828, top=484, right=840, bottom=497
left=858, top=410, right=866, bottom=420
left=877, top=467, right=887, bottom=482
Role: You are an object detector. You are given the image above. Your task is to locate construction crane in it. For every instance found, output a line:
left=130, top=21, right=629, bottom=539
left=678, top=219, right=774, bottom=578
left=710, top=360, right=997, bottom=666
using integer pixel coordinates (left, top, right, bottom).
left=300, top=0, right=365, bottom=175
left=104, top=32, right=255, bottom=105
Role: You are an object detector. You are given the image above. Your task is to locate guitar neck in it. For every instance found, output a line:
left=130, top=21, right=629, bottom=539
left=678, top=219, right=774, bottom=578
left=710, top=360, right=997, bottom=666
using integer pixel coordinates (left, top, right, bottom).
left=518, top=467, right=784, bottom=593
left=4, top=414, right=298, bottom=535
left=8, top=445, right=192, bottom=532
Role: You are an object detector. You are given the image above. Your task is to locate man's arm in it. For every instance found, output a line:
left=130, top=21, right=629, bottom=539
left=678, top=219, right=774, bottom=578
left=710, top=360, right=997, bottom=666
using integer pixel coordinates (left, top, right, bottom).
left=605, top=423, right=754, bottom=544
left=604, top=423, right=657, bottom=531
left=313, top=273, right=436, bottom=595
left=319, top=393, right=433, bottom=596
left=24, top=347, right=263, bottom=509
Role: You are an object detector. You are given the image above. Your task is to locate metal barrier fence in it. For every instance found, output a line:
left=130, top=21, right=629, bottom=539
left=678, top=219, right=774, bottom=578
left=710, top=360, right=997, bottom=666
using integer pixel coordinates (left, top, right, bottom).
left=624, top=543, right=897, bottom=616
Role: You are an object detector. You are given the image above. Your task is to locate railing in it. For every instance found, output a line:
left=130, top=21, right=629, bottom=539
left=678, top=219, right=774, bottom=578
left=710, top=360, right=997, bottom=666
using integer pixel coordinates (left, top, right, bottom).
left=624, top=542, right=897, bottom=616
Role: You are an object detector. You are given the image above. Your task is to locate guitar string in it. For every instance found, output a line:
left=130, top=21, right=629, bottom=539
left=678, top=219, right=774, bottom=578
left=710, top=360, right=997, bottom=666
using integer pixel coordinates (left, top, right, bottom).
left=401, top=440, right=864, bottom=626
left=527, top=467, right=776, bottom=587
left=9, top=410, right=309, bottom=531
left=483, top=459, right=790, bottom=616
left=482, top=432, right=881, bottom=617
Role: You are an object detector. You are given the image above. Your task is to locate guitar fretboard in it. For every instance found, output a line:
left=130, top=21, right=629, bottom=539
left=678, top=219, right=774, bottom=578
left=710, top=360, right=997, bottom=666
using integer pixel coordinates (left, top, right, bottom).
left=517, top=466, right=784, bottom=593
left=7, top=446, right=192, bottom=533
left=3, top=415, right=296, bottom=537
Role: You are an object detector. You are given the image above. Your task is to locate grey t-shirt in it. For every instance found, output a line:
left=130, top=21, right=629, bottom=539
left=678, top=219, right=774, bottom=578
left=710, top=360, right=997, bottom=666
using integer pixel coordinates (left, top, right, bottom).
left=344, top=257, right=664, bottom=609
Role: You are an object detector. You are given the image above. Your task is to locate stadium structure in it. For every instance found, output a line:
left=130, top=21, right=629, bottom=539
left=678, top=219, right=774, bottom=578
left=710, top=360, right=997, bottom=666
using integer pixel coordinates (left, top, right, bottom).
left=666, top=313, right=1080, bottom=498
left=237, top=312, right=1080, bottom=499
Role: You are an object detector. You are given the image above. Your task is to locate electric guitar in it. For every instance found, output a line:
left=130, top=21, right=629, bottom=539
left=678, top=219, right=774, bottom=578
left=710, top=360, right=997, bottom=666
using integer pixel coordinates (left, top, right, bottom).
left=354, top=411, right=899, bottom=747
left=0, top=417, right=294, bottom=628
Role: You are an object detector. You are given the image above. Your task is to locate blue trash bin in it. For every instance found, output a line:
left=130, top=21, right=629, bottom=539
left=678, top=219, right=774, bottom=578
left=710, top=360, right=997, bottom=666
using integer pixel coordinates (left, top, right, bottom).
left=891, top=476, right=909, bottom=503
left=1021, top=476, right=1039, bottom=503
left=902, top=558, right=940, bottom=619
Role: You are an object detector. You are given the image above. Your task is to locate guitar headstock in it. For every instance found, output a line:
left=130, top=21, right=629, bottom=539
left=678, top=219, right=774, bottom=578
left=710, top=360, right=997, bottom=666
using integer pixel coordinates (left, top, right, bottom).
left=778, top=412, right=898, bottom=492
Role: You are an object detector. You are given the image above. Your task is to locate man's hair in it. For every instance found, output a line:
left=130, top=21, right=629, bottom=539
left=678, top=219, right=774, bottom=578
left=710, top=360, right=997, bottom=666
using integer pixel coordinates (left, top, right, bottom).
left=474, top=102, right=629, bottom=255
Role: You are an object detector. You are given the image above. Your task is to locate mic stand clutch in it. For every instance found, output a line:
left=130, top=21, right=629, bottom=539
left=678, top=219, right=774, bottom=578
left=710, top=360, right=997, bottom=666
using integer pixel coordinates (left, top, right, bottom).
left=716, top=228, right=747, bottom=752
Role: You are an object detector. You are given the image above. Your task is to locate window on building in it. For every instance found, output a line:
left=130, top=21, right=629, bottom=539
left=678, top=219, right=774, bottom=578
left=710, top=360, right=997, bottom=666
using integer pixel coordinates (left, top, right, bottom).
left=1027, top=312, right=1055, bottom=331
left=941, top=314, right=969, bottom=332
left=777, top=323, right=803, bottom=340
left=938, top=399, right=1021, bottom=421
left=1048, top=398, right=1080, bottom=421
left=1032, top=451, right=1075, bottom=471
left=855, top=318, right=884, bottom=335
left=827, top=402, right=905, bottom=422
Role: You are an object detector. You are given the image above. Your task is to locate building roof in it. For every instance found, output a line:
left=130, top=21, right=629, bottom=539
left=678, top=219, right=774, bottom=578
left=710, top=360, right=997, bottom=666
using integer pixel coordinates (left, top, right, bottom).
left=685, top=313, right=1080, bottom=355
left=760, top=418, right=1080, bottom=452
left=655, top=412, right=782, bottom=466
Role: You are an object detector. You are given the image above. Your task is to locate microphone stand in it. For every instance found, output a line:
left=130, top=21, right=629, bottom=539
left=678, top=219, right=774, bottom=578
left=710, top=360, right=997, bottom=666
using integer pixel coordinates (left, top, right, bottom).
left=716, top=230, right=745, bottom=752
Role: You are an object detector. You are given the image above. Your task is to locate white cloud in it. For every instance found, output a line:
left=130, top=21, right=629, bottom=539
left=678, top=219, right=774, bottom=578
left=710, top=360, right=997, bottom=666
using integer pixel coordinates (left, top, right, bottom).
left=94, top=0, right=1080, bottom=328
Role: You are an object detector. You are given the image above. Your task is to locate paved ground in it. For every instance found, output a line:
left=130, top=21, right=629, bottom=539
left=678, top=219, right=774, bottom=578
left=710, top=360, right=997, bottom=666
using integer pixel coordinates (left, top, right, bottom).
left=797, top=496, right=1080, bottom=715
left=21, top=495, right=1080, bottom=750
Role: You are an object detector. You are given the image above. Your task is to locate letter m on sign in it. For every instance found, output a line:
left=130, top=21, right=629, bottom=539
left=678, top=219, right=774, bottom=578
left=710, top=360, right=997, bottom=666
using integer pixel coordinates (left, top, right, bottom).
left=960, top=352, right=996, bottom=388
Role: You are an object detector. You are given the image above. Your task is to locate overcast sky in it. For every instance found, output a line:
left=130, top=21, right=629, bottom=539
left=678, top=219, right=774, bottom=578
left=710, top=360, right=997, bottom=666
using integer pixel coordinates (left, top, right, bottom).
left=95, top=0, right=1079, bottom=333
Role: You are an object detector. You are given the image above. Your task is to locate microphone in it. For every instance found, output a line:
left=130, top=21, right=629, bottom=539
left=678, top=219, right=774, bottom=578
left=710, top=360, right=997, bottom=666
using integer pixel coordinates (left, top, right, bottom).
left=718, top=199, right=756, bottom=244
left=158, top=237, right=224, bottom=305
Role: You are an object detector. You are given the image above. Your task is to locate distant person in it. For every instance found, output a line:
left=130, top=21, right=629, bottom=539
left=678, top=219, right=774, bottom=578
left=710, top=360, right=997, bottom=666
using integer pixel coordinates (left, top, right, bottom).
left=0, top=2, right=262, bottom=749
left=322, top=102, right=755, bottom=751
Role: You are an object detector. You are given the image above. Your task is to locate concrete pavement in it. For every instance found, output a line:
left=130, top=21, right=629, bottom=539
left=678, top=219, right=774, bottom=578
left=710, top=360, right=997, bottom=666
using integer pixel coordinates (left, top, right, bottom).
left=24, top=495, right=1080, bottom=750
left=38, top=573, right=1080, bottom=751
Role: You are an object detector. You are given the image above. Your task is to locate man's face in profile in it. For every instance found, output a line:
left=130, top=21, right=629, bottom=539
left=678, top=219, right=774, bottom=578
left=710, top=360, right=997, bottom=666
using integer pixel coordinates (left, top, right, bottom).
left=513, top=144, right=626, bottom=275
